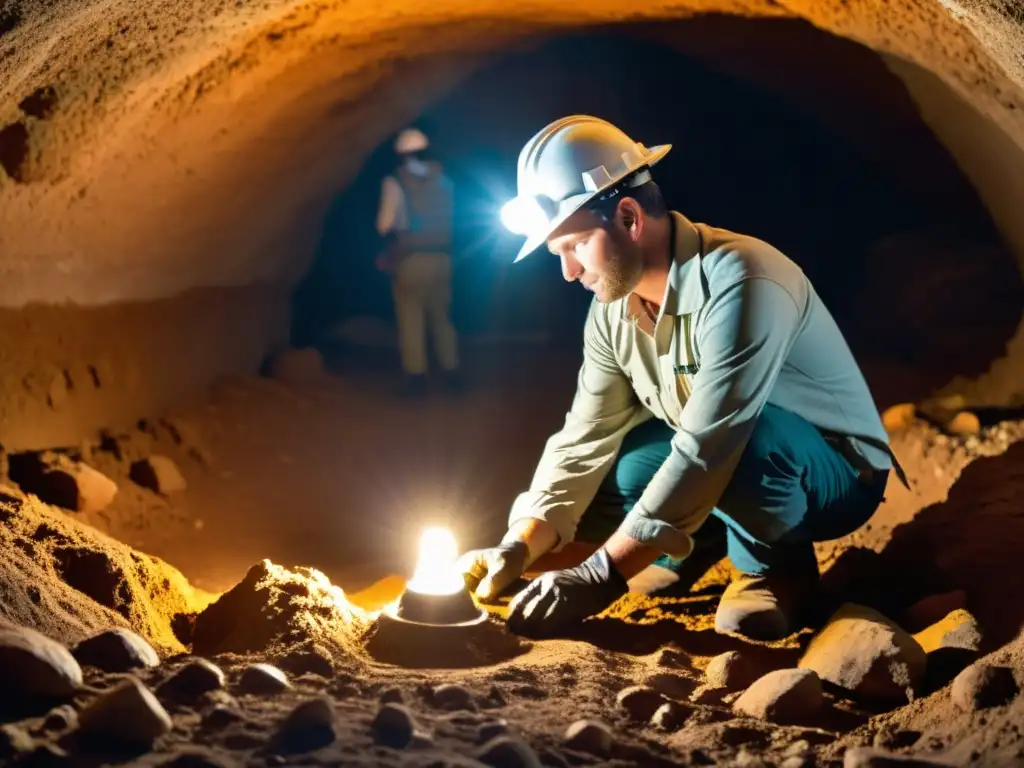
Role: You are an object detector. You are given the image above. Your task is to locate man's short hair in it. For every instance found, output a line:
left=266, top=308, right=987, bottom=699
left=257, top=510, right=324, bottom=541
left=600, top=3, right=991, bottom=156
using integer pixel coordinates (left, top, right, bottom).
left=588, top=174, right=667, bottom=222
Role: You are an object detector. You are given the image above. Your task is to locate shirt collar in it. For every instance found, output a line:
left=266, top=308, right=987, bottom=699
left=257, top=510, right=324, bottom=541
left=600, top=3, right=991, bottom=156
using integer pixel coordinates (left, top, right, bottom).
left=622, top=211, right=707, bottom=321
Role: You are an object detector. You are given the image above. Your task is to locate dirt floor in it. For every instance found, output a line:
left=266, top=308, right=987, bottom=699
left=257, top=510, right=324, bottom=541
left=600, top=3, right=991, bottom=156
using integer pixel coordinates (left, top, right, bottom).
left=3, top=344, right=1024, bottom=767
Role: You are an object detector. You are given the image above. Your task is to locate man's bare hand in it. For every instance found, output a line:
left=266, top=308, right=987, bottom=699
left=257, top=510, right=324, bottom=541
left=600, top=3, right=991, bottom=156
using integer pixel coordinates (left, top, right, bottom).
left=457, top=541, right=529, bottom=601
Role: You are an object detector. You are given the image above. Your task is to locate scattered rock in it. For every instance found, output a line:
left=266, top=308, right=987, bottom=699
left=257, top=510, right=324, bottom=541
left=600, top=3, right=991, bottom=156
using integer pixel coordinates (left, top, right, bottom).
left=0, top=622, right=82, bottom=699
left=706, top=651, right=758, bottom=690
left=564, top=719, right=613, bottom=756
left=950, top=663, right=1019, bottom=710
left=42, top=704, right=77, bottom=731
left=158, top=659, right=225, bottom=700
left=269, top=348, right=325, bottom=386
left=655, top=647, right=692, bottom=669
left=843, top=746, right=957, bottom=766
left=798, top=604, right=926, bottom=702
left=733, top=669, right=823, bottom=723
left=478, top=720, right=510, bottom=742
left=945, top=411, right=980, bottom=437
left=379, top=686, right=404, bottom=704
left=237, top=663, right=290, bottom=695
left=651, top=701, right=692, bottom=731
left=72, top=628, right=160, bottom=672
left=0, top=724, right=34, bottom=758
left=780, top=757, right=814, bottom=768
left=9, top=453, right=118, bottom=513
left=476, top=736, right=542, bottom=768
left=372, top=703, right=416, bottom=748
left=881, top=403, right=916, bottom=432
left=644, top=671, right=696, bottom=700
left=783, top=739, right=813, bottom=759
left=433, top=683, right=476, bottom=711
left=901, top=591, right=968, bottom=632
left=79, top=677, right=173, bottom=746
left=912, top=609, right=982, bottom=654
left=274, top=697, right=336, bottom=753
left=130, top=456, right=187, bottom=494
left=615, top=685, right=666, bottom=721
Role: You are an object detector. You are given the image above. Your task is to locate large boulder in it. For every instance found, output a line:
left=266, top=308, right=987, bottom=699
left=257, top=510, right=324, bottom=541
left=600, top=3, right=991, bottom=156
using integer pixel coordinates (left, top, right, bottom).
left=798, top=604, right=925, bottom=703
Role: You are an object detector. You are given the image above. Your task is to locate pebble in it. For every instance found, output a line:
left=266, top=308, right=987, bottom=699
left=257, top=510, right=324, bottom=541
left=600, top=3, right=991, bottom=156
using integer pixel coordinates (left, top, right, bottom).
left=274, top=697, right=336, bottom=752
left=433, top=683, right=476, bottom=711
left=372, top=703, right=416, bottom=748
left=873, top=729, right=922, bottom=750
left=651, top=701, right=692, bottom=731
left=881, top=403, right=916, bottom=432
left=644, top=671, right=696, bottom=700
left=733, top=748, right=770, bottom=767
left=911, top=609, right=982, bottom=654
left=237, top=663, right=290, bottom=695
left=158, top=659, right=225, bottom=699
left=0, top=724, right=34, bottom=758
left=655, top=647, right=691, bottom=669
left=564, top=719, right=613, bottom=756
left=950, top=663, right=1019, bottom=710
left=843, top=746, right=957, bottom=766
left=475, top=736, right=543, bottom=768
left=79, top=677, right=173, bottom=745
left=798, top=604, right=926, bottom=702
left=130, top=456, right=188, bottom=494
left=945, top=411, right=980, bottom=437
left=42, top=704, right=77, bottom=731
left=0, top=623, right=83, bottom=699
left=780, top=757, right=814, bottom=768
left=733, top=669, right=823, bottom=723
left=72, top=629, right=160, bottom=672
left=706, top=651, right=758, bottom=690
left=615, top=685, right=666, bottom=721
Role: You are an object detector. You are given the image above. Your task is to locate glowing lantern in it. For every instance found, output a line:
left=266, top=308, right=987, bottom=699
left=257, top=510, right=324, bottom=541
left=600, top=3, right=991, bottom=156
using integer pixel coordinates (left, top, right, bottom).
left=391, top=526, right=485, bottom=626
left=406, top=527, right=464, bottom=596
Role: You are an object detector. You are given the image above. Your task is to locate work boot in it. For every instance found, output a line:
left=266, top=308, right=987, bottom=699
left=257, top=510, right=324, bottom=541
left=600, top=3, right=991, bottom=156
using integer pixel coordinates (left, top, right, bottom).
left=714, top=570, right=818, bottom=641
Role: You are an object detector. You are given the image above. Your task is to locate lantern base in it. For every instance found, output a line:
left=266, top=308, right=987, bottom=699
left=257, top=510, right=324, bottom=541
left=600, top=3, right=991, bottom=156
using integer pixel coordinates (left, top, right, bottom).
left=391, top=585, right=487, bottom=626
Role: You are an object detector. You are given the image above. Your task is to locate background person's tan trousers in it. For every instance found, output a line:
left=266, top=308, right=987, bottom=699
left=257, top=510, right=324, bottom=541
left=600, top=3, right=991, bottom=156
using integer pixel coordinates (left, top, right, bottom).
left=391, top=252, right=460, bottom=376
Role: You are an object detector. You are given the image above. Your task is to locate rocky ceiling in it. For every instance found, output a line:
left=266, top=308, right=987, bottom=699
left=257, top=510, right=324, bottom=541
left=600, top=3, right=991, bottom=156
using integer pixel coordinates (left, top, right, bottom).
left=0, top=0, right=1022, bottom=446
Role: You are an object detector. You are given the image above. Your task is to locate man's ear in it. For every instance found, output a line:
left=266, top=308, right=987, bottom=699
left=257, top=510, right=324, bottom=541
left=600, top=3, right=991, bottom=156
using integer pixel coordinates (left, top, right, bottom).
left=618, top=198, right=643, bottom=241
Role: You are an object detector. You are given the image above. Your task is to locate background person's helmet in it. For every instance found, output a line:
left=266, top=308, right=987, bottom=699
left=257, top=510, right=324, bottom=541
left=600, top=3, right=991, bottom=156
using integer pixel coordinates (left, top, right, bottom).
left=500, top=115, right=671, bottom=262
left=395, top=127, right=430, bottom=155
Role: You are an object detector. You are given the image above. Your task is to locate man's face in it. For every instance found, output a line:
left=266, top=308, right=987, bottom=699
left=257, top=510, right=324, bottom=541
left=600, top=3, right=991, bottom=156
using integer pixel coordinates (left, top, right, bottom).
left=547, top=204, right=643, bottom=303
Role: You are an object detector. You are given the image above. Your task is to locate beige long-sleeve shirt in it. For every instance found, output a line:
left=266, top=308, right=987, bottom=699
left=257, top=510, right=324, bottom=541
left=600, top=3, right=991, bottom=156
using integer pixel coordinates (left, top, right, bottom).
left=508, top=212, right=903, bottom=559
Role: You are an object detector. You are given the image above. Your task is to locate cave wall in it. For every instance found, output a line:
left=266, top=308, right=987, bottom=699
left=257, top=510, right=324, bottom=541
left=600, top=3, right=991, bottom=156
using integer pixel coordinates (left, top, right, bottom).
left=0, top=0, right=1022, bottom=446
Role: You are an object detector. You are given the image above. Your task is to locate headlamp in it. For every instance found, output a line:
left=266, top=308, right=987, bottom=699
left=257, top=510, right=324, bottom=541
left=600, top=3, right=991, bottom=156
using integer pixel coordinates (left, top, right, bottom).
left=500, top=195, right=555, bottom=236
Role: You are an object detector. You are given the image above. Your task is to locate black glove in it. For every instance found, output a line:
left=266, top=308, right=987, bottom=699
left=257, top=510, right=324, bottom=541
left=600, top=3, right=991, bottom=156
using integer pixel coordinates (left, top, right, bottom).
left=506, top=548, right=628, bottom=638
left=457, top=541, right=529, bottom=601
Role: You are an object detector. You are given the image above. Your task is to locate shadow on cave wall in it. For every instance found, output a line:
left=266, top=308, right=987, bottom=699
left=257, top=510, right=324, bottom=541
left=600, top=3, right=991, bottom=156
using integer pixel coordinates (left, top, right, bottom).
left=291, top=23, right=1021, bottom=398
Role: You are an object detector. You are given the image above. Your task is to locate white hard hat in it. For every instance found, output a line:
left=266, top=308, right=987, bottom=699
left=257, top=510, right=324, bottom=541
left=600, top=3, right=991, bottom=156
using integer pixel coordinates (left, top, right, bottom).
left=395, top=127, right=429, bottom=155
left=501, top=115, right=671, bottom=262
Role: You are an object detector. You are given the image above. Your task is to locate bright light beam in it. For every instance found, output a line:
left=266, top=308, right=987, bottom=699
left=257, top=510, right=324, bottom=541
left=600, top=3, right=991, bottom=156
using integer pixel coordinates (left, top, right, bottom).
left=406, top=527, right=465, bottom=596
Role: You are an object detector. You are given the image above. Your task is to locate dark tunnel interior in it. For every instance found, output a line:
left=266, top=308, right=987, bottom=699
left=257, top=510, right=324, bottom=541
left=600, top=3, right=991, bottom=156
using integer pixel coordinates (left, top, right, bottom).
left=291, top=25, right=1023, bottom=394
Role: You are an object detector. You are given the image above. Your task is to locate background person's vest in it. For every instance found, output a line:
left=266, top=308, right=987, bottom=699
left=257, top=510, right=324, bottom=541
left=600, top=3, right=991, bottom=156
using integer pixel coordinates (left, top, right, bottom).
left=395, top=161, right=454, bottom=255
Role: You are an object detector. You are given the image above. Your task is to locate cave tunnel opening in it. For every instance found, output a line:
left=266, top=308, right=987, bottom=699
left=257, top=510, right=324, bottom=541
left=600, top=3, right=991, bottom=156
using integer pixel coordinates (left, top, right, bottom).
left=291, top=17, right=1023, bottom=410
